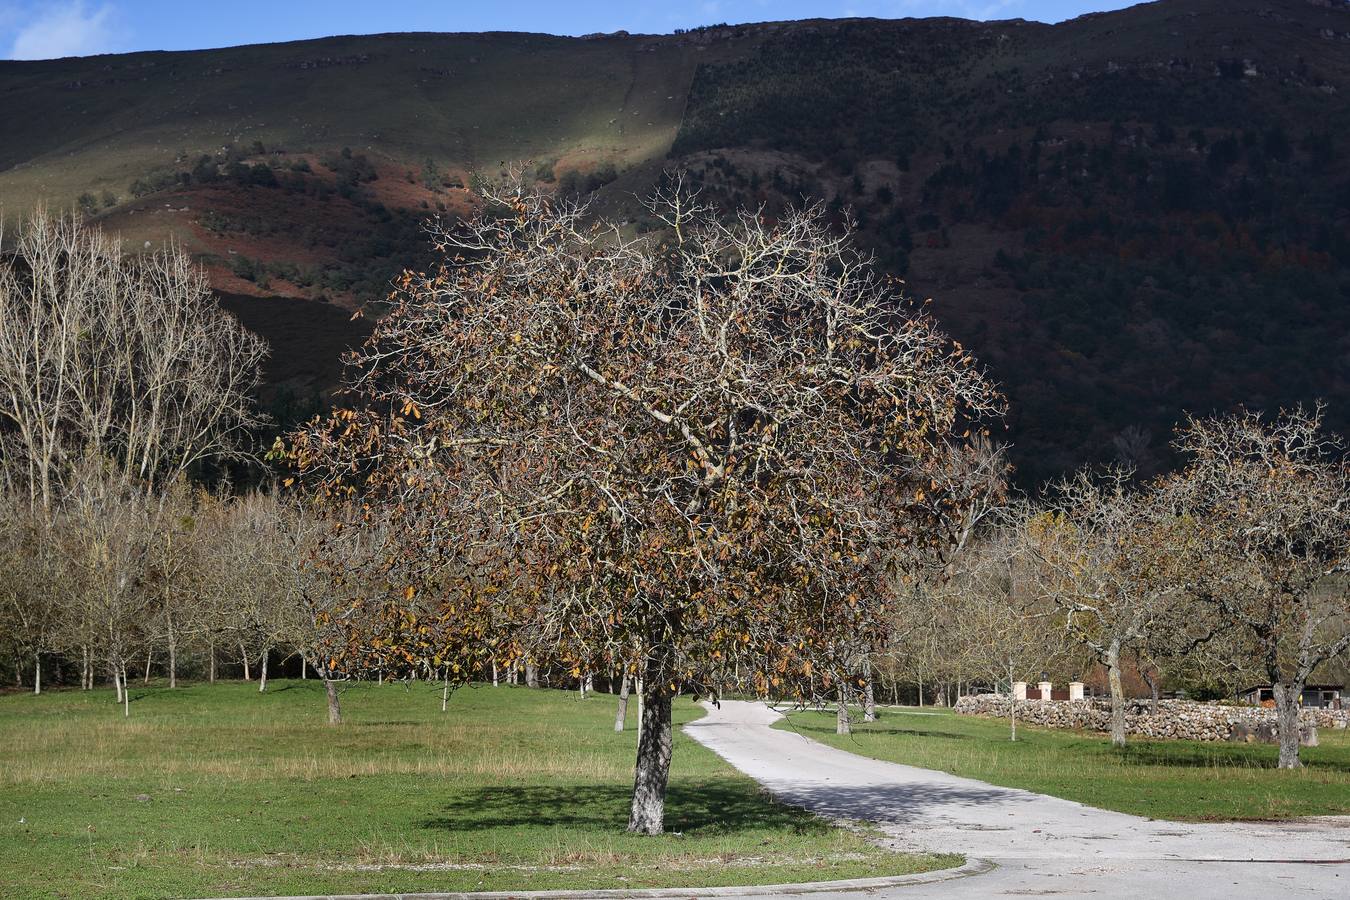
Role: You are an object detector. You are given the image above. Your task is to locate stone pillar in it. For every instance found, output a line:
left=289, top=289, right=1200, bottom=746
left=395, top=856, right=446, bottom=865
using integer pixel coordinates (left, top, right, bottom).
left=1011, top=681, right=1027, bottom=701
left=1068, top=681, right=1084, bottom=701
left=1038, top=680, right=1053, bottom=701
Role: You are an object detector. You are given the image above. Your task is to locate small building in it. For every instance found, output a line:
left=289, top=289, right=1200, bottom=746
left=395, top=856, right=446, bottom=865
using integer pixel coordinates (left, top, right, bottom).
left=1236, top=684, right=1343, bottom=709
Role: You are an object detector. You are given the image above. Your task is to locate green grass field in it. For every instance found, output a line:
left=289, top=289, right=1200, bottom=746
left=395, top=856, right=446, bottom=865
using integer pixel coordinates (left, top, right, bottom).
left=0, top=682, right=951, bottom=899
left=781, top=705, right=1350, bottom=822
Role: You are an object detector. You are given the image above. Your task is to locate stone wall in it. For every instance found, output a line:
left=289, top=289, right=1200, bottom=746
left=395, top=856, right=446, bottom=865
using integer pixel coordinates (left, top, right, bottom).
left=954, top=693, right=1349, bottom=742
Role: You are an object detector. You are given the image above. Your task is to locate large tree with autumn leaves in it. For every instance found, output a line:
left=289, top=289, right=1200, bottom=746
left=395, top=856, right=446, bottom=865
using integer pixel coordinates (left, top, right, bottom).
left=290, top=178, right=1003, bottom=834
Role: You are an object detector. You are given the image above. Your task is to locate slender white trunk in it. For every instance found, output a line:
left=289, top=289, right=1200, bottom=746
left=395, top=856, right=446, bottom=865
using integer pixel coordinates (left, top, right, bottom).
left=121, top=664, right=130, bottom=717
left=240, top=643, right=251, bottom=681
left=615, top=673, right=631, bottom=731
left=863, top=659, right=875, bottom=722
left=258, top=648, right=269, bottom=693
left=491, top=660, right=498, bottom=687
left=636, top=678, right=645, bottom=746
left=33, top=654, right=41, bottom=695
left=167, top=625, right=177, bottom=689
left=836, top=688, right=851, bottom=735
left=300, top=656, right=307, bottom=680
left=143, top=647, right=153, bottom=684
left=208, top=640, right=216, bottom=683
left=442, top=673, right=449, bottom=712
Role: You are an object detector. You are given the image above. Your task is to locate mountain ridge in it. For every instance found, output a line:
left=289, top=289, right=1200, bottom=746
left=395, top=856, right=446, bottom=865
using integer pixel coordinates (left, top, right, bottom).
left=1, top=0, right=1348, bottom=480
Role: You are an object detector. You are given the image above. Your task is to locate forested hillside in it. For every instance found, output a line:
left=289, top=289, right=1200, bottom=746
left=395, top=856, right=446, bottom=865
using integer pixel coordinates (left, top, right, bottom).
left=1, top=0, right=1348, bottom=480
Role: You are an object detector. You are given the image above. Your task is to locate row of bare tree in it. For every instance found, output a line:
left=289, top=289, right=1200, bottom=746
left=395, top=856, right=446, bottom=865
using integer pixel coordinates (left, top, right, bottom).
left=0, top=478, right=321, bottom=709
left=0, top=212, right=323, bottom=713
left=867, top=407, right=1350, bottom=769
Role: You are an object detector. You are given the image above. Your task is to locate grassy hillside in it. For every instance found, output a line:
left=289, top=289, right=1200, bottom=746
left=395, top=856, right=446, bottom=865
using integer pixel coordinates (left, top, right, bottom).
left=2, top=0, right=1349, bottom=479
left=0, top=30, right=710, bottom=211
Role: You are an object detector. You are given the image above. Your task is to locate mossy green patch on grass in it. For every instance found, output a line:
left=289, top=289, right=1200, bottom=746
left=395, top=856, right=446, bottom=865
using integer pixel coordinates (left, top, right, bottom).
left=780, top=706, right=1350, bottom=822
left=0, top=682, right=951, bottom=899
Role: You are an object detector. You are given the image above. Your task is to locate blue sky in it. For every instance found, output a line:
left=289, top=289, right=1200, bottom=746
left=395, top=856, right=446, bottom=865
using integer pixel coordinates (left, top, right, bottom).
left=0, top=0, right=1140, bottom=60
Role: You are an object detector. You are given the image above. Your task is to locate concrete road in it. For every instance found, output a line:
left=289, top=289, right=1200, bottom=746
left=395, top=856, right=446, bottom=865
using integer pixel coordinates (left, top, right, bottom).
left=684, top=701, right=1350, bottom=899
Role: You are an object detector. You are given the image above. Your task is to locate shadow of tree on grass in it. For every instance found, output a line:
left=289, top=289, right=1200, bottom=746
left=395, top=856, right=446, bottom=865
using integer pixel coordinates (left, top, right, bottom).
left=421, top=778, right=832, bottom=836
left=785, top=721, right=973, bottom=741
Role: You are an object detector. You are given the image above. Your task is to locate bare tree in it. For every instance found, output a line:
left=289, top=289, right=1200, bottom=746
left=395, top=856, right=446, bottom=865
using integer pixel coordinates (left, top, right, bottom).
left=291, top=178, right=1003, bottom=834
left=57, top=462, right=155, bottom=716
left=1170, top=407, right=1350, bottom=768
left=948, top=515, right=1068, bottom=741
left=1033, top=468, right=1199, bottom=747
left=0, top=211, right=267, bottom=512
left=0, top=493, right=62, bottom=693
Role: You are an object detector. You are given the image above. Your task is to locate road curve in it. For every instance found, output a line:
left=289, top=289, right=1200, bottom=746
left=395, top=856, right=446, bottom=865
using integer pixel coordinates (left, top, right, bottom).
left=683, top=701, right=1350, bottom=899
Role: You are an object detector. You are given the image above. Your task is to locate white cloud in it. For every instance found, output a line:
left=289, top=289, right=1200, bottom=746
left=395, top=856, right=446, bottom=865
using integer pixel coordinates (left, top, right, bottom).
left=8, top=2, right=124, bottom=60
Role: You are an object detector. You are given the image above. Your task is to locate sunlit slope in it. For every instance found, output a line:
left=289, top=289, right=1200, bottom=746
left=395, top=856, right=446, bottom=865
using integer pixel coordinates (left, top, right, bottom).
left=0, top=30, right=717, bottom=212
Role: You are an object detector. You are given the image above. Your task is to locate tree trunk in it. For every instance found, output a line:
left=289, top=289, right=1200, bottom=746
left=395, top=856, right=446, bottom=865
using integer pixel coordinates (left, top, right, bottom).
left=442, top=673, right=449, bottom=712
left=325, top=679, right=342, bottom=724
left=615, top=673, right=631, bottom=731
left=121, top=663, right=130, bottom=717
left=258, top=648, right=269, bottom=693
left=81, top=646, right=91, bottom=691
left=240, top=643, right=251, bottom=681
left=636, top=678, right=645, bottom=744
left=208, top=639, right=216, bottom=683
left=33, top=654, right=41, bottom=695
left=917, top=673, right=924, bottom=708
left=301, top=656, right=307, bottom=680
left=1273, top=681, right=1304, bottom=769
left=492, top=660, right=499, bottom=687
left=143, top=647, right=153, bottom=684
left=165, top=608, right=177, bottom=689
left=836, top=686, right=851, bottom=735
left=1147, top=671, right=1160, bottom=714
left=113, top=664, right=123, bottom=703
left=627, top=681, right=673, bottom=835
left=864, top=673, right=876, bottom=723
left=525, top=662, right=538, bottom=688
left=1106, top=641, right=1127, bottom=748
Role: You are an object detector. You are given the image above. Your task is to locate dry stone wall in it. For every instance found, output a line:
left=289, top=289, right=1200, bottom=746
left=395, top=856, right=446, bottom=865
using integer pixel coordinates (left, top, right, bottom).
left=954, top=693, right=1349, bottom=742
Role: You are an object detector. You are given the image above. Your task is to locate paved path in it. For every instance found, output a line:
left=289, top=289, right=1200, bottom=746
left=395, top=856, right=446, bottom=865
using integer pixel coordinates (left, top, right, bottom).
left=684, top=701, right=1350, bottom=899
